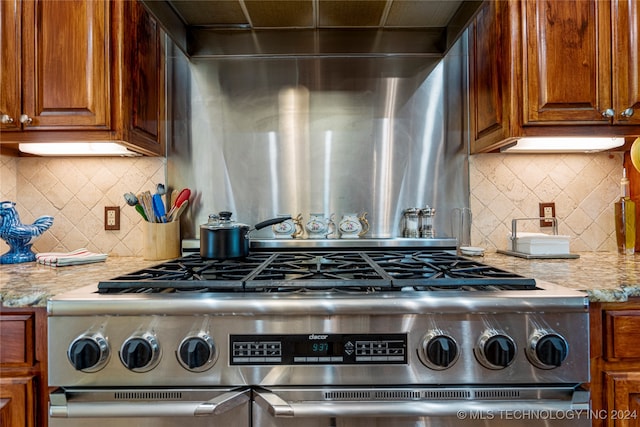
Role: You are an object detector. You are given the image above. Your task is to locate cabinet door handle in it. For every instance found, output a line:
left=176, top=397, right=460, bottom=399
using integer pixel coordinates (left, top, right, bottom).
left=1, top=114, right=14, bottom=124
left=601, top=108, right=615, bottom=118
left=621, top=108, right=635, bottom=118
left=19, top=114, right=33, bottom=125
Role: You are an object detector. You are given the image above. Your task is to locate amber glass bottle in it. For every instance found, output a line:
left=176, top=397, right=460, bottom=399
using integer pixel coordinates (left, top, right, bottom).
left=615, top=168, right=636, bottom=255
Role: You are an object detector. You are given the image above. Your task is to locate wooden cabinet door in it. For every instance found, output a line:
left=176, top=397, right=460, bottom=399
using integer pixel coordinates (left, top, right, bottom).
left=604, top=371, right=640, bottom=427
left=0, top=377, right=36, bottom=427
left=21, top=0, right=109, bottom=130
left=469, top=1, right=514, bottom=153
left=122, top=0, right=165, bottom=153
left=612, top=0, right=640, bottom=125
left=0, top=0, right=21, bottom=131
left=523, top=0, right=612, bottom=125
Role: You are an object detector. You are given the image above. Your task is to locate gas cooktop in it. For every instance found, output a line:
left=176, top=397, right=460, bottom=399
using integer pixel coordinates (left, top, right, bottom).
left=98, top=251, right=538, bottom=294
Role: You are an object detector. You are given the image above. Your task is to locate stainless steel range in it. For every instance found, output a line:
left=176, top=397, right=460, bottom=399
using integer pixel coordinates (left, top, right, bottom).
left=48, top=243, right=590, bottom=427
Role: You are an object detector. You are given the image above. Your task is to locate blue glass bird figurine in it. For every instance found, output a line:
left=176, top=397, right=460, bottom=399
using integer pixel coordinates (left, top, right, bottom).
left=0, top=201, right=54, bottom=264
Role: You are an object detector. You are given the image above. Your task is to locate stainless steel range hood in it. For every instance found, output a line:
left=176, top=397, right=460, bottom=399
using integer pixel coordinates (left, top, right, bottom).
left=141, top=0, right=482, bottom=59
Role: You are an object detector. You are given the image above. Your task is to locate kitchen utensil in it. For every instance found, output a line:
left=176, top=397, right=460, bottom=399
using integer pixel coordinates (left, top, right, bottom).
left=135, top=205, right=148, bottom=221
left=156, top=183, right=166, bottom=196
left=169, top=189, right=179, bottom=209
left=123, top=192, right=138, bottom=206
left=139, top=191, right=155, bottom=223
left=200, top=212, right=290, bottom=259
left=152, top=193, right=167, bottom=223
left=169, top=200, right=188, bottom=222
left=123, top=192, right=148, bottom=221
left=166, top=188, right=191, bottom=220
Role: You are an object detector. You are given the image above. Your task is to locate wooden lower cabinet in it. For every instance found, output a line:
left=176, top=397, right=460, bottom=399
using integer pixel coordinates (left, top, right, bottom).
left=0, top=377, right=36, bottom=427
left=603, top=372, right=640, bottom=427
left=591, top=300, right=640, bottom=427
left=0, top=307, right=48, bottom=427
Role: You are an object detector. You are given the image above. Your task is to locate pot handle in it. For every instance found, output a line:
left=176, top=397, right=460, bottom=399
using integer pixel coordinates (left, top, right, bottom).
left=254, top=216, right=292, bottom=231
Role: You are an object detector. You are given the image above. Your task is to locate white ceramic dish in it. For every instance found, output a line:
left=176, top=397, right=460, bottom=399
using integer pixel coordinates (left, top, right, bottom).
left=460, top=246, right=485, bottom=256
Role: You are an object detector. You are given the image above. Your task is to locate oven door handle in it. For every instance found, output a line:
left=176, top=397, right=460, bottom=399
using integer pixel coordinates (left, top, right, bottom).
left=196, top=388, right=250, bottom=416
left=50, top=388, right=250, bottom=418
left=253, top=389, right=590, bottom=418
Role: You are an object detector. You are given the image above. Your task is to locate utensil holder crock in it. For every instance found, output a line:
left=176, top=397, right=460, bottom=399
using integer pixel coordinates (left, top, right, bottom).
left=143, top=221, right=180, bottom=260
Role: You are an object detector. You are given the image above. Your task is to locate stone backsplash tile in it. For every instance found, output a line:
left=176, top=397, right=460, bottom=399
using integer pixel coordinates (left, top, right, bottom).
left=0, top=155, right=165, bottom=257
left=469, top=152, right=623, bottom=252
left=0, top=151, right=624, bottom=257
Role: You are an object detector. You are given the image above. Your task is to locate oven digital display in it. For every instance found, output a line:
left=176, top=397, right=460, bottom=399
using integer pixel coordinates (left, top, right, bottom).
left=230, top=333, right=407, bottom=365
left=294, top=340, right=342, bottom=357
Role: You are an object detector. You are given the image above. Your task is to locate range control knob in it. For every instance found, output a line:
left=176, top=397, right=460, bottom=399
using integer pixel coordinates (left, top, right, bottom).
left=418, top=331, right=459, bottom=370
left=68, top=333, right=109, bottom=372
left=177, top=333, right=216, bottom=372
left=527, top=331, right=569, bottom=369
left=120, top=333, right=160, bottom=372
left=476, top=330, right=517, bottom=369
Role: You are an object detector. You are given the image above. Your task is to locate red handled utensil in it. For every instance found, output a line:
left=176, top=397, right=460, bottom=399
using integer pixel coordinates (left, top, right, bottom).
left=167, top=188, right=190, bottom=221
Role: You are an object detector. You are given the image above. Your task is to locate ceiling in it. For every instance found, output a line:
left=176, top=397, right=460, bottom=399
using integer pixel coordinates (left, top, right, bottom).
left=165, top=0, right=470, bottom=30
left=141, top=0, right=483, bottom=57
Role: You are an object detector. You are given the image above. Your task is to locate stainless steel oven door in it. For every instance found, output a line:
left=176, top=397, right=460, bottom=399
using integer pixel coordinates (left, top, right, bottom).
left=49, top=387, right=250, bottom=427
left=253, top=386, right=591, bottom=427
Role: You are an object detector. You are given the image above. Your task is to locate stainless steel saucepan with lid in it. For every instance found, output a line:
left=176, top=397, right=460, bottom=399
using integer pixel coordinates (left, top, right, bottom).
left=200, top=211, right=290, bottom=259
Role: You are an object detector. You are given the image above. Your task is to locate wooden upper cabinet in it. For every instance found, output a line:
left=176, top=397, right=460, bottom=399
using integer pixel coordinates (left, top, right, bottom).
left=22, top=0, right=109, bottom=130
left=523, top=0, right=611, bottom=125
left=469, top=0, right=640, bottom=153
left=0, top=0, right=22, bottom=131
left=0, top=0, right=108, bottom=131
left=0, top=0, right=165, bottom=156
left=116, top=0, right=165, bottom=154
left=612, top=0, right=640, bottom=126
left=469, top=0, right=521, bottom=152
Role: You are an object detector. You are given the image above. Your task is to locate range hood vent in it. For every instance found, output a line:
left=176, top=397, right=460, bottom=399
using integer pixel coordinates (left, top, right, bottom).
left=140, top=0, right=482, bottom=59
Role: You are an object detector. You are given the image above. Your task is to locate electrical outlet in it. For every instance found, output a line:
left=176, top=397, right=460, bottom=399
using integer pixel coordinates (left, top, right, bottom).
left=539, top=202, right=555, bottom=227
left=105, top=206, right=120, bottom=230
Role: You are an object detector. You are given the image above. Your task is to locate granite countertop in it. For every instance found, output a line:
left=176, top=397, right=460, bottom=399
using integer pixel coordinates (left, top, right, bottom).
left=0, top=257, right=158, bottom=308
left=1, top=252, right=640, bottom=308
left=481, top=252, right=640, bottom=302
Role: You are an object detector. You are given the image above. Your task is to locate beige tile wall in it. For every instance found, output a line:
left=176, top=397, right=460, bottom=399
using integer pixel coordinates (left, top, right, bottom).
left=0, top=155, right=17, bottom=202
left=0, top=155, right=165, bottom=256
left=0, top=151, right=623, bottom=257
left=470, top=152, right=623, bottom=252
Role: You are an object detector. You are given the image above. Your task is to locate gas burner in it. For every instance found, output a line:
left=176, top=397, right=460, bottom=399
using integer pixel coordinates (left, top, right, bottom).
left=245, top=252, right=391, bottom=291
left=365, top=251, right=537, bottom=289
left=97, top=253, right=272, bottom=294
left=97, top=250, right=538, bottom=294
left=259, top=286, right=380, bottom=294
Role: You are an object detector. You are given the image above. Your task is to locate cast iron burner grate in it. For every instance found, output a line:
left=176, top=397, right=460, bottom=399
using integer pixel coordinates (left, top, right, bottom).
left=97, top=253, right=272, bottom=293
left=97, top=250, right=537, bottom=294
left=364, top=251, right=537, bottom=289
left=244, top=252, right=391, bottom=291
